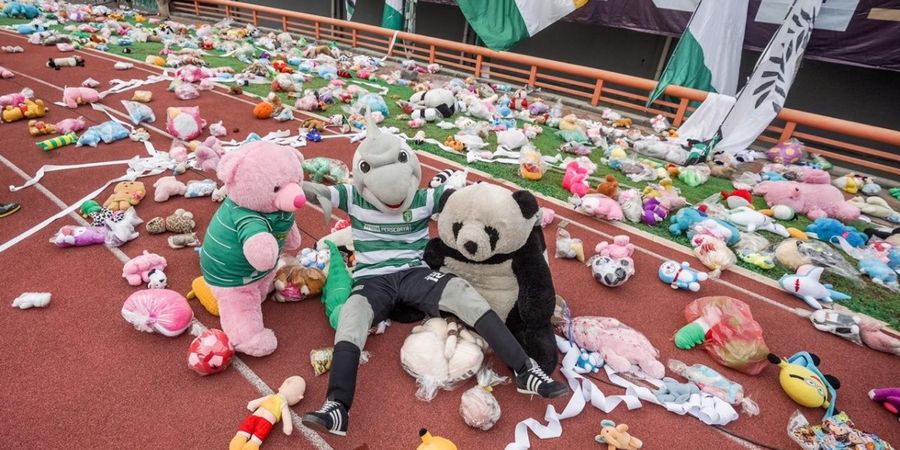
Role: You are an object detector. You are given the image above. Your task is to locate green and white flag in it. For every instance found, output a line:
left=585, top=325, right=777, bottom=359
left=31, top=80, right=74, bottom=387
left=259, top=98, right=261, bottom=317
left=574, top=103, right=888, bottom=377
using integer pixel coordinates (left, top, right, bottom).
left=382, top=0, right=404, bottom=30
left=345, top=0, right=356, bottom=20
left=715, top=0, right=822, bottom=154
left=457, top=0, right=589, bottom=51
left=647, top=0, right=748, bottom=106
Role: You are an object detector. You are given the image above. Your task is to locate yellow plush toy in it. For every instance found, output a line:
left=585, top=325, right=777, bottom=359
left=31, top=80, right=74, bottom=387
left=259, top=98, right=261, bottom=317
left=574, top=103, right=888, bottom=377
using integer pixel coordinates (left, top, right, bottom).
left=28, top=120, right=56, bottom=136
left=768, top=352, right=840, bottom=418
left=103, top=181, right=146, bottom=211
left=2, top=99, right=47, bottom=123
left=416, top=429, right=457, bottom=450
left=186, top=276, right=220, bottom=316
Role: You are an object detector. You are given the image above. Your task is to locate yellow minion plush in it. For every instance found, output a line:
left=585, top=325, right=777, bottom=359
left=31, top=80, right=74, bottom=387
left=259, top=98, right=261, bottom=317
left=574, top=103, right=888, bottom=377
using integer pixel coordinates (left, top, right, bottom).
left=768, top=352, right=840, bottom=418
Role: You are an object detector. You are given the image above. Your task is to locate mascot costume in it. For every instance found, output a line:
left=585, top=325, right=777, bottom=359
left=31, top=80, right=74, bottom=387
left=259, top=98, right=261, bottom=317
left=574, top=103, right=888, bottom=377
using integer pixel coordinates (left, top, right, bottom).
left=300, top=116, right=567, bottom=437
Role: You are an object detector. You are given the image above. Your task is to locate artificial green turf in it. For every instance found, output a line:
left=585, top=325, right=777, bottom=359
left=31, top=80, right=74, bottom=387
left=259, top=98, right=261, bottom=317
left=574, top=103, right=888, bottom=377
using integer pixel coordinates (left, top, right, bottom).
left=4, top=15, right=896, bottom=329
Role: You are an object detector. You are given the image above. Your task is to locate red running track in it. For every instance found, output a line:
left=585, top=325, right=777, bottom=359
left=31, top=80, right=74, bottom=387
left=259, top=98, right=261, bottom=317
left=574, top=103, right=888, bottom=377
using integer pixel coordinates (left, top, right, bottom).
left=0, top=32, right=897, bottom=450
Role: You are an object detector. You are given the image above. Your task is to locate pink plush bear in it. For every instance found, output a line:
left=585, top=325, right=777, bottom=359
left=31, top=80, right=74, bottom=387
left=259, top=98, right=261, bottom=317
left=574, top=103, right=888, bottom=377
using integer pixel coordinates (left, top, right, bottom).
left=753, top=181, right=860, bottom=222
left=563, top=160, right=592, bottom=197
left=200, top=141, right=306, bottom=357
left=557, top=315, right=665, bottom=379
left=195, top=137, right=224, bottom=172
left=860, top=319, right=900, bottom=356
left=62, top=87, right=102, bottom=108
left=576, top=194, right=625, bottom=221
left=122, top=251, right=167, bottom=286
left=595, top=235, right=634, bottom=259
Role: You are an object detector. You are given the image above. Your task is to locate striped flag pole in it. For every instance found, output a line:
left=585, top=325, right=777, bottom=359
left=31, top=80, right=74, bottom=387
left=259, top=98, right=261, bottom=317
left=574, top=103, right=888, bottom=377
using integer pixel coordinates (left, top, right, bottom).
left=345, top=0, right=356, bottom=20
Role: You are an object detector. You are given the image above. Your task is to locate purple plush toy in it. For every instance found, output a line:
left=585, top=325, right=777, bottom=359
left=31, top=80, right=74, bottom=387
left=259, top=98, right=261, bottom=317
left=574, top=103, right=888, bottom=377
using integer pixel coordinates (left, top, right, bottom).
left=869, top=387, right=900, bottom=418
left=641, top=197, right=668, bottom=226
left=50, top=226, right=108, bottom=248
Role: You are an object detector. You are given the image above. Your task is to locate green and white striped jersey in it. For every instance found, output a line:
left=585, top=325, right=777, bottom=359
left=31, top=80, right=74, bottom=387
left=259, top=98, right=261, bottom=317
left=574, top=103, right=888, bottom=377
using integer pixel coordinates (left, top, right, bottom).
left=330, top=184, right=445, bottom=280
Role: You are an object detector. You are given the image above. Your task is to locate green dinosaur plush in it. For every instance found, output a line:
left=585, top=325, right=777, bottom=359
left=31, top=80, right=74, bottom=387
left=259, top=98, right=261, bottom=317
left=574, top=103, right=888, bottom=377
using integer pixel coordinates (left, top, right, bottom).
left=322, top=240, right=353, bottom=328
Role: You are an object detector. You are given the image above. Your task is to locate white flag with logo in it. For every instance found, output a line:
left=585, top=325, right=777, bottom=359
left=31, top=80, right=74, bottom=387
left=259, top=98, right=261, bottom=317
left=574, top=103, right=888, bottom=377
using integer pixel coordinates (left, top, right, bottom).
left=714, top=0, right=822, bottom=154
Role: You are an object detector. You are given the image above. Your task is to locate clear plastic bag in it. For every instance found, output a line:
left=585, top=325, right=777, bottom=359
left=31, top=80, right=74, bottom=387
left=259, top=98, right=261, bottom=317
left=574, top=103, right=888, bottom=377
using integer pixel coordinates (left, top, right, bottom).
left=555, top=225, right=584, bottom=262
left=678, top=296, right=770, bottom=375
left=797, top=240, right=862, bottom=282
left=518, top=145, right=545, bottom=181
left=668, top=359, right=759, bottom=416
left=121, top=100, right=155, bottom=125
left=459, top=364, right=508, bottom=431
left=400, top=318, right=485, bottom=401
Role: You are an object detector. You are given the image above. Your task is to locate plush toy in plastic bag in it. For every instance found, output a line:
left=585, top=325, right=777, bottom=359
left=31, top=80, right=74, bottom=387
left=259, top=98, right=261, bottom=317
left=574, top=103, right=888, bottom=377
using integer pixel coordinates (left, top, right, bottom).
left=668, top=359, right=759, bottom=415
left=690, top=235, right=735, bottom=279
left=185, top=179, right=217, bottom=198
left=121, top=289, right=194, bottom=337
left=459, top=364, right=508, bottom=431
left=50, top=225, right=107, bottom=247
left=166, top=106, right=206, bottom=141
left=302, top=157, right=350, bottom=184
left=553, top=299, right=664, bottom=379
left=352, top=93, right=389, bottom=118
left=518, top=145, right=545, bottom=181
left=555, top=225, right=584, bottom=262
left=674, top=296, right=770, bottom=375
left=797, top=239, right=861, bottom=281
left=310, top=346, right=371, bottom=376
left=76, top=120, right=130, bottom=147
left=787, top=410, right=894, bottom=450
left=400, top=317, right=486, bottom=401
left=121, top=100, right=155, bottom=125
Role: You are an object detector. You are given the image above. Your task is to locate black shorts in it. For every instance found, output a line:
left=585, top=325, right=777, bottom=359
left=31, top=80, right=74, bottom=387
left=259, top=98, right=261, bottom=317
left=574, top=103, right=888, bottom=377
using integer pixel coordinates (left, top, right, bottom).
left=352, top=268, right=456, bottom=324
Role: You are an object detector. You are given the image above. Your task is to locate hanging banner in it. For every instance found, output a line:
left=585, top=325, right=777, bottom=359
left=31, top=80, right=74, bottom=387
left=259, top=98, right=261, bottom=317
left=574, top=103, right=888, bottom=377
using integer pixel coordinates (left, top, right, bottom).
left=423, top=0, right=900, bottom=71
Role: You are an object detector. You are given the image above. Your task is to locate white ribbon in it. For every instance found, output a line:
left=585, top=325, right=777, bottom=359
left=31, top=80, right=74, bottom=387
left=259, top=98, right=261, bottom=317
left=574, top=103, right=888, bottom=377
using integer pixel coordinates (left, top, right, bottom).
left=1, top=154, right=177, bottom=254
left=348, top=79, right=389, bottom=96
left=504, top=336, right=738, bottom=450
left=381, top=30, right=401, bottom=61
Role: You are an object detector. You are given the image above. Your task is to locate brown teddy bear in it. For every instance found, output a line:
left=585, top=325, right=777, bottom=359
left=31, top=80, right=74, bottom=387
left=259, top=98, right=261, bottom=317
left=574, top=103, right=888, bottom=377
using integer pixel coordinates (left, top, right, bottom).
left=272, top=265, right=325, bottom=302
left=103, top=181, right=146, bottom=212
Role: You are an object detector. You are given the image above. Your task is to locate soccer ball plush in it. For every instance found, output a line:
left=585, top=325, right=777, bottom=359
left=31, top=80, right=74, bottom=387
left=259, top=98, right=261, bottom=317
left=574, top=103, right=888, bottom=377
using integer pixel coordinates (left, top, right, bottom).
left=187, top=329, right=234, bottom=375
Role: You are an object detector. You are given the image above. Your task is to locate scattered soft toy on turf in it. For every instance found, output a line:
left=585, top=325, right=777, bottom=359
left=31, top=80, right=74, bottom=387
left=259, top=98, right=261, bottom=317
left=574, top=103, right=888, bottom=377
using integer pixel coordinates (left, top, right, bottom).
left=653, top=377, right=700, bottom=404
left=416, top=429, right=458, bottom=450
left=188, top=328, right=234, bottom=375
left=272, top=265, right=325, bottom=302
left=668, top=359, right=759, bottom=415
left=587, top=255, right=635, bottom=288
left=62, top=86, right=101, bottom=108
left=0, top=66, right=12, bottom=79
left=859, top=257, right=899, bottom=289
left=103, top=181, right=145, bottom=212
left=640, top=197, right=668, bottom=226
left=121, top=289, right=193, bottom=337
left=122, top=251, right=167, bottom=286
left=595, top=235, right=634, bottom=259
left=768, top=352, right=839, bottom=419
left=153, top=176, right=187, bottom=202
left=869, top=387, right=900, bottom=418
left=55, top=116, right=86, bottom=134
left=11, top=293, right=51, bottom=309
left=805, top=218, right=867, bottom=247
left=809, top=310, right=900, bottom=356
left=229, top=376, right=306, bottom=450
left=674, top=296, right=769, bottom=375
left=595, top=419, right=643, bottom=450
left=27, top=119, right=55, bottom=136
left=400, top=317, right=487, bottom=401
left=573, top=194, right=625, bottom=221
left=2, top=99, right=46, bottom=122
left=1, top=2, right=41, bottom=19
left=849, top=196, right=900, bottom=223
left=658, top=260, right=708, bottom=292
left=199, top=141, right=306, bottom=357
left=47, top=56, right=85, bottom=70
left=779, top=265, right=851, bottom=310
left=753, top=181, right=860, bottom=222
left=727, top=206, right=789, bottom=237
left=166, top=106, right=206, bottom=140
left=554, top=226, right=585, bottom=262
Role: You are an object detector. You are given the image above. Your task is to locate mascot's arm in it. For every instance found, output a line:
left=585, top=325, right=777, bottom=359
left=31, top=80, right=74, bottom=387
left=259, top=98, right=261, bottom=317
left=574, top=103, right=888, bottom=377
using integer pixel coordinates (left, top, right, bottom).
left=236, top=215, right=279, bottom=271
left=302, top=182, right=337, bottom=226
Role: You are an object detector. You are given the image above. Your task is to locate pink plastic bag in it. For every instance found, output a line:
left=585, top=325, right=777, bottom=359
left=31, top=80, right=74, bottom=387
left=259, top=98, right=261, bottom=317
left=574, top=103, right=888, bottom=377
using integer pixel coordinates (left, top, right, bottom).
left=121, top=289, right=194, bottom=337
left=677, top=296, right=769, bottom=375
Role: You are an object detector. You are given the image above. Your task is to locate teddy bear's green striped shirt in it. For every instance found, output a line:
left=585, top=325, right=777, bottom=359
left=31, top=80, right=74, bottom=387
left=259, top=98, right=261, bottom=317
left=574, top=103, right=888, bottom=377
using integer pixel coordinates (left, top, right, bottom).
left=329, top=183, right=445, bottom=280
left=200, top=198, right=295, bottom=287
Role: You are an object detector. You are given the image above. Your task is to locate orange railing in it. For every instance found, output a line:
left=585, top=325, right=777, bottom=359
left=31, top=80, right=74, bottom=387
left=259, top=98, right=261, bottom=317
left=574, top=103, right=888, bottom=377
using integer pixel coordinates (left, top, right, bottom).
left=170, top=0, right=900, bottom=177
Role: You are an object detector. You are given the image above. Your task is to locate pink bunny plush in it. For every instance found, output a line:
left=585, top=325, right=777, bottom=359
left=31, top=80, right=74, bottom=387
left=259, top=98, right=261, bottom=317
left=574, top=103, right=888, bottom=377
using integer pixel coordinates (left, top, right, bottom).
left=122, top=251, right=168, bottom=286
left=199, top=141, right=306, bottom=356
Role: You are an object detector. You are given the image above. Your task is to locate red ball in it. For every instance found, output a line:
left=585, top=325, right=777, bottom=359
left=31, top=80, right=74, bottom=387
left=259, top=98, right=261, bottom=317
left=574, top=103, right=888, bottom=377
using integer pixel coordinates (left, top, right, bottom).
left=187, top=329, right=234, bottom=375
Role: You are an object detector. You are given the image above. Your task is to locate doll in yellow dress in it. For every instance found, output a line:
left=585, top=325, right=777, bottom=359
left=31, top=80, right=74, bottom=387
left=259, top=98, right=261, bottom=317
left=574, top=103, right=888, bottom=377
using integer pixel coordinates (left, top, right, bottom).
left=230, top=376, right=306, bottom=450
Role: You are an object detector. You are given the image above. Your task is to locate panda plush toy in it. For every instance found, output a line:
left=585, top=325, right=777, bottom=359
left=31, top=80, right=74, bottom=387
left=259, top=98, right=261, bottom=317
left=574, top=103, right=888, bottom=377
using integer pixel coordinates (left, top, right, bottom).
left=409, top=88, right=457, bottom=121
left=424, top=182, right=558, bottom=373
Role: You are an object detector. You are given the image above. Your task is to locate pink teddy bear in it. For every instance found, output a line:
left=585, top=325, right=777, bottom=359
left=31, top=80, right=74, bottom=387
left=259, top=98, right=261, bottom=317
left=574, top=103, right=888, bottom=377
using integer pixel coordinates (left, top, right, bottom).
left=562, top=160, right=592, bottom=197
left=195, top=136, right=225, bottom=172
left=595, top=235, right=634, bottom=259
left=576, top=194, right=624, bottom=221
left=122, top=251, right=167, bottom=286
left=753, top=181, right=860, bottom=222
left=199, top=141, right=306, bottom=357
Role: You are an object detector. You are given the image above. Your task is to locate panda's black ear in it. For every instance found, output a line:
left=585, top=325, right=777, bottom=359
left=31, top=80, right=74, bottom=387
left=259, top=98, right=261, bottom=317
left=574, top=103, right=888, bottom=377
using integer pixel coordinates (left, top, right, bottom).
left=512, top=190, right=539, bottom=219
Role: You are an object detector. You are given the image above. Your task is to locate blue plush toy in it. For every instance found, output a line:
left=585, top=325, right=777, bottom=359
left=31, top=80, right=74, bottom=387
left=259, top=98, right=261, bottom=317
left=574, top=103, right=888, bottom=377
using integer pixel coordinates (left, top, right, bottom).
left=685, top=218, right=741, bottom=246
left=574, top=349, right=603, bottom=374
left=2, top=2, right=40, bottom=19
left=859, top=257, right=899, bottom=289
left=668, top=207, right=706, bottom=236
left=887, top=248, right=900, bottom=271
left=806, top=218, right=867, bottom=247
left=658, top=260, right=709, bottom=292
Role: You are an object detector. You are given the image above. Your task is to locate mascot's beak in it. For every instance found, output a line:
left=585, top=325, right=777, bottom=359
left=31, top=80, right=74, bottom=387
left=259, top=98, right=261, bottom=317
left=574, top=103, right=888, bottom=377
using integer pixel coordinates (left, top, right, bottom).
left=275, top=183, right=306, bottom=212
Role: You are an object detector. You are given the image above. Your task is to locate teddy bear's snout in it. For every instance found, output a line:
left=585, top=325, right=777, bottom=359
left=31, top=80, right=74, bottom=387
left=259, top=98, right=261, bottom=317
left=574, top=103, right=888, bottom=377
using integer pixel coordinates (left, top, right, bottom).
left=273, top=182, right=306, bottom=212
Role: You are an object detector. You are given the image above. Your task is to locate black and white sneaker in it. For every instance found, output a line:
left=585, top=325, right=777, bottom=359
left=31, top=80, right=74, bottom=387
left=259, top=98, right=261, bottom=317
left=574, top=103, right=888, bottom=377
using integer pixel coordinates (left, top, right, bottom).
left=515, top=358, right=568, bottom=399
left=301, top=400, right=349, bottom=436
